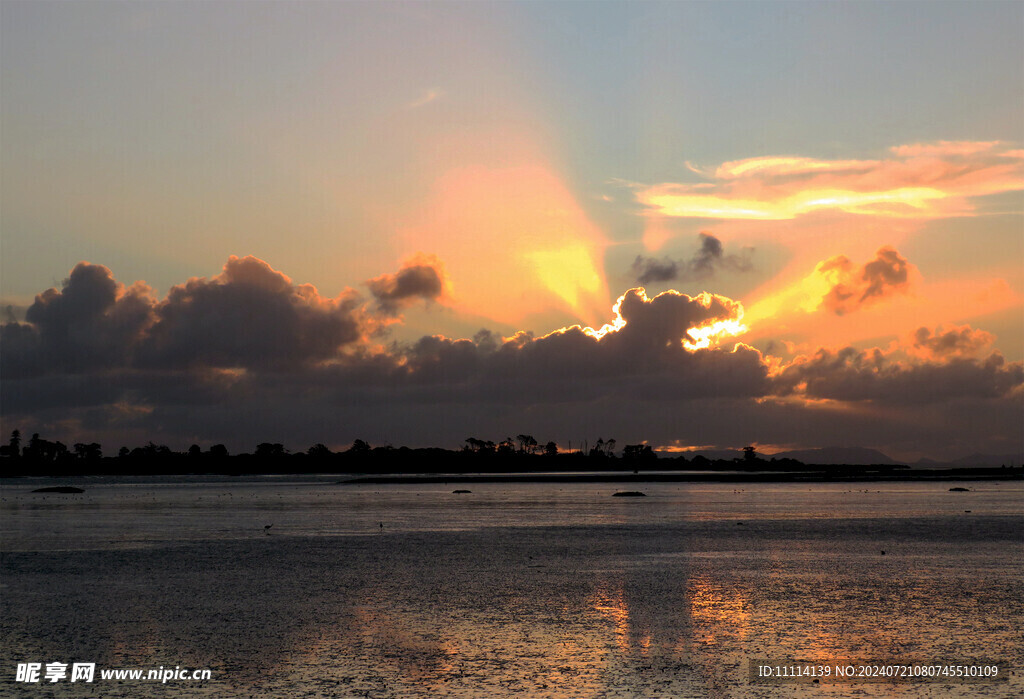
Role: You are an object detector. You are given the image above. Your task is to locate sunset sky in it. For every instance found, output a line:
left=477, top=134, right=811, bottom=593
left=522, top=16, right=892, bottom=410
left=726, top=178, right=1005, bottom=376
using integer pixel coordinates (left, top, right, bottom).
left=2, top=1, right=1022, bottom=461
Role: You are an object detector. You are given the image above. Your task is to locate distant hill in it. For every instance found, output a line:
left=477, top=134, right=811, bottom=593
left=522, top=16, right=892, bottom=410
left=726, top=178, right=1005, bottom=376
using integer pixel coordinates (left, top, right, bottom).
left=673, top=449, right=744, bottom=462
left=768, top=447, right=899, bottom=465
left=668, top=446, right=901, bottom=465
left=946, top=453, right=1024, bottom=468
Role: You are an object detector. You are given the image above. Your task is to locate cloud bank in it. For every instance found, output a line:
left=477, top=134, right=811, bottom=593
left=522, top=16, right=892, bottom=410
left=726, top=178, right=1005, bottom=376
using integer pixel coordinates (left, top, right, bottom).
left=1, top=257, right=1020, bottom=459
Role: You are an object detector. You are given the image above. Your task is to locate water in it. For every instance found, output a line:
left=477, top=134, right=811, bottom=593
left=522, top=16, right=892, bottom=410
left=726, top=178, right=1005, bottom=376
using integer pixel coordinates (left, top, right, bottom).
left=1, top=477, right=1021, bottom=697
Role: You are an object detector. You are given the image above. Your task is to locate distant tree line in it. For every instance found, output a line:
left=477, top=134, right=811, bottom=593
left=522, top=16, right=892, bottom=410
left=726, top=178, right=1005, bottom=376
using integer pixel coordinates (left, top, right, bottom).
left=0, top=428, right=925, bottom=477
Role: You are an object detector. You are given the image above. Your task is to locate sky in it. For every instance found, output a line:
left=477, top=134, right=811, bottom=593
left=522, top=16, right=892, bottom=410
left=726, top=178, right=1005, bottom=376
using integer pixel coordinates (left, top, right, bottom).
left=2, top=1, right=1022, bottom=461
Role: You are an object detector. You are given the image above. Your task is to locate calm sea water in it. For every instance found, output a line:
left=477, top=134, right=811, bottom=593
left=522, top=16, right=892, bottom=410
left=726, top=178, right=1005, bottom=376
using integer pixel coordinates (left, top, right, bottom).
left=1, top=476, right=1021, bottom=697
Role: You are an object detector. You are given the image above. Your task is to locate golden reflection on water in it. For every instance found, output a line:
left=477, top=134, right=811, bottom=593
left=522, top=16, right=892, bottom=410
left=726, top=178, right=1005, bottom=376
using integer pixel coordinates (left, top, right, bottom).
left=687, top=575, right=750, bottom=641
left=589, top=584, right=641, bottom=653
left=246, top=559, right=1015, bottom=697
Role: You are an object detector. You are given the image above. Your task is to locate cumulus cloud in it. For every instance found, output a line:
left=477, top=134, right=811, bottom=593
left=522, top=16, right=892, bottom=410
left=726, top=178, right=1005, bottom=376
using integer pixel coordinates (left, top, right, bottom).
left=366, top=254, right=446, bottom=313
left=0, top=262, right=155, bottom=376
left=632, top=233, right=753, bottom=285
left=391, top=288, right=749, bottom=380
left=774, top=345, right=1023, bottom=404
left=819, top=246, right=913, bottom=315
left=2, top=256, right=1020, bottom=460
left=139, top=255, right=365, bottom=370
left=638, top=141, right=1024, bottom=221
left=909, top=324, right=995, bottom=360
left=0, top=256, right=373, bottom=377
left=600, top=287, right=744, bottom=351
left=2, top=273, right=769, bottom=429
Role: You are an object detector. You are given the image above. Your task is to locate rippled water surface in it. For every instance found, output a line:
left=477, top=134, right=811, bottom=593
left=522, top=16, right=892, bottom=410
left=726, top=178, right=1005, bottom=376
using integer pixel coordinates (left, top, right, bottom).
left=1, top=476, right=1021, bottom=697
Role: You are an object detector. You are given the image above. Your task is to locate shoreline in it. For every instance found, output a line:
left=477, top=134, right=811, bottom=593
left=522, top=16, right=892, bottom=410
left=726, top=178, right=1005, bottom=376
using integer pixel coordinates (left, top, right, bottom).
left=340, top=467, right=1021, bottom=485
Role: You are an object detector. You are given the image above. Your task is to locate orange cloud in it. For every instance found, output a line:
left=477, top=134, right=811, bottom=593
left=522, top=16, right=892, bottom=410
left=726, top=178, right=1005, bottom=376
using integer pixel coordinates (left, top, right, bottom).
left=889, top=141, right=1002, bottom=157
left=819, top=246, right=914, bottom=315
left=736, top=243, right=1022, bottom=357
left=744, top=246, right=917, bottom=332
left=637, top=141, right=1024, bottom=222
left=712, top=156, right=878, bottom=179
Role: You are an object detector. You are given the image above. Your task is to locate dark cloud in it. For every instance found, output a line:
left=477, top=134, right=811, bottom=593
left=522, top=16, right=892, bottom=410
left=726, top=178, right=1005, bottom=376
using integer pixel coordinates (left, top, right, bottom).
left=631, top=233, right=753, bottom=285
left=0, top=321, right=44, bottom=378
left=3, top=303, right=28, bottom=323
left=372, top=288, right=763, bottom=401
left=138, top=256, right=364, bottom=370
left=861, top=247, right=910, bottom=301
left=0, top=263, right=155, bottom=376
left=631, top=257, right=678, bottom=285
left=820, top=246, right=912, bottom=315
left=366, top=256, right=444, bottom=313
left=773, top=346, right=1023, bottom=404
left=910, top=325, right=994, bottom=360
left=2, top=257, right=1020, bottom=460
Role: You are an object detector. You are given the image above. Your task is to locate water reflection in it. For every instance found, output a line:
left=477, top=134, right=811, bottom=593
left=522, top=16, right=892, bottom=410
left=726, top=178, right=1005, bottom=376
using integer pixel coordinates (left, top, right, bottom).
left=687, top=575, right=750, bottom=644
left=2, top=481, right=1021, bottom=697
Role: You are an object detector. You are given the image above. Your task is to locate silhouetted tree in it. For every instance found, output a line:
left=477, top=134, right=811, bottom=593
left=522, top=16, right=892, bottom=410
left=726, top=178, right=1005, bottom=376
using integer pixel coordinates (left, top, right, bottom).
left=349, top=439, right=371, bottom=454
left=255, top=443, right=286, bottom=458
left=623, top=444, right=656, bottom=463
left=589, top=438, right=616, bottom=458
left=118, top=446, right=130, bottom=459
left=130, top=442, right=172, bottom=459
left=465, top=438, right=496, bottom=454
left=743, top=445, right=757, bottom=462
left=1, top=430, right=20, bottom=459
left=544, top=441, right=558, bottom=457
left=25, top=433, right=42, bottom=460
left=208, top=444, right=228, bottom=459
left=307, top=443, right=331, bottom=458
left=73, top=442, right=102, bottom=460
left=51, top=441, right=68, bottom=461
left=516, top=434, right=538, bottom=454
left=188, top=444, right=202, bottom=458
left=22, top=434, right=69, bottom=462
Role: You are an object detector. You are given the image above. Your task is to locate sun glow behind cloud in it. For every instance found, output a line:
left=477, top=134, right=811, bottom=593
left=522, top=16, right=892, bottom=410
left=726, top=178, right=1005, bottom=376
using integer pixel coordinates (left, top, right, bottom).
left=526, top=243, right=605, bottom=316
left=741, top=261, right=1022, bottom=355
left=627, top=142, right=1024, bottom=361
left=682, top=317, right=748, bottom=351
left=397, top=150, right=610, bottom=327
left=574, top=288, right=748, bottom=351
